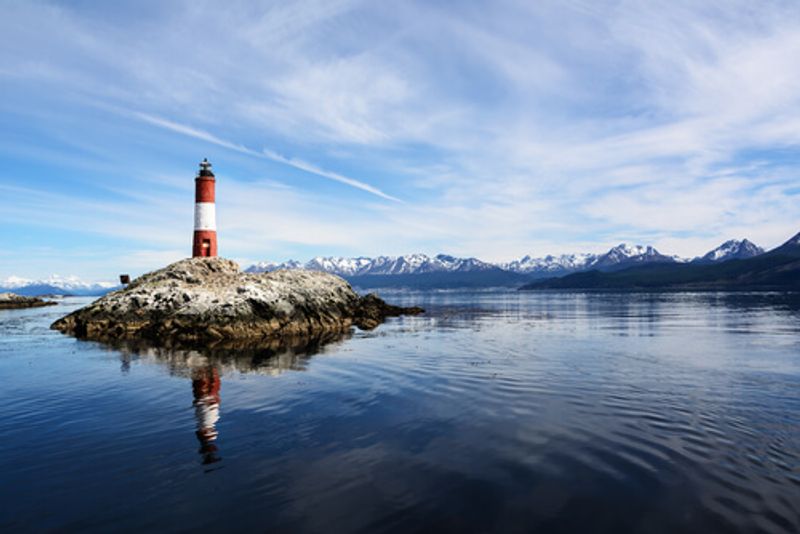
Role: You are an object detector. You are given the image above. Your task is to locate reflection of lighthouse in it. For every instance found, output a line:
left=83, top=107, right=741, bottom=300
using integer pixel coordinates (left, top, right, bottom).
left=192, top=366, right=222, bottom=465
left=192, top=159, right=217, bottom=258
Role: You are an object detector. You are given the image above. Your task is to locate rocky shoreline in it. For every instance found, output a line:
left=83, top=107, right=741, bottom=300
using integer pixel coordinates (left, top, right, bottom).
left=0, top=292, right=57, bottom=310
left=51, top=258, right=423, bottom=346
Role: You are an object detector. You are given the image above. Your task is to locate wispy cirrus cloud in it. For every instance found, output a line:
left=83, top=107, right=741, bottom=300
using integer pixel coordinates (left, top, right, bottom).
left=260, top=148, right=400, bottom=202
left=133, top=112, right=399, bottom=201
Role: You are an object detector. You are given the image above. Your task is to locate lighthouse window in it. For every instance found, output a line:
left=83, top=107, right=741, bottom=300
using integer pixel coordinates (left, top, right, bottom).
left=202, top=239, right=211, bottom=256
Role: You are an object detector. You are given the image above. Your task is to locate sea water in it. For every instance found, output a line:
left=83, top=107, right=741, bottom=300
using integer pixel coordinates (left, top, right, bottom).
left=1, top=291, right=799, bottom=533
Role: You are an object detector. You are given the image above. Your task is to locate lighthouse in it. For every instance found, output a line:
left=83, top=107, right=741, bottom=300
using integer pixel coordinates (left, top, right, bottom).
left=192, top=158, right=218, bottom=258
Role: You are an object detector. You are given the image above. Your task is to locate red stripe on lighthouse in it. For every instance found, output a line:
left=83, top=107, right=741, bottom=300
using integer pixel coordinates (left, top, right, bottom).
left=193, top=159, right=218, bottom=258
left=195, top=178, right=215, bottom=203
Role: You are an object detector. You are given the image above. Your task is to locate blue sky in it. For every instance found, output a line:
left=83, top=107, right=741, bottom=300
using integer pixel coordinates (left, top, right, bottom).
left=2, top=0, right=800, bottom=280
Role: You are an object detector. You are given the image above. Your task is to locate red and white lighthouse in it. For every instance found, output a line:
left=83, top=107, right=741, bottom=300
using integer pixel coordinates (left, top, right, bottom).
left=192, top=158, right=218, bottom=258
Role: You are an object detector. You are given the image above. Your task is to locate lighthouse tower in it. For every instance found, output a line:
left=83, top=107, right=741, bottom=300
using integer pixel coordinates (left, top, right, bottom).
left=192, top=159, right=218, bottom=258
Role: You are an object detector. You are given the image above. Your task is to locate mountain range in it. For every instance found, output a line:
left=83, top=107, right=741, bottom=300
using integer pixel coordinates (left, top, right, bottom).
left=522, top=233, right=799, bottom=291
left=0, top=275, right=119, bottom=297
left=247, top=254, right=522, bottom=289
left=245, top=239, right=767, bottom=289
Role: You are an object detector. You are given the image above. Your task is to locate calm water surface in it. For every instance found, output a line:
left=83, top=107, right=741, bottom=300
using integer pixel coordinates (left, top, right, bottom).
left=1, top=291, right=799, bottom=533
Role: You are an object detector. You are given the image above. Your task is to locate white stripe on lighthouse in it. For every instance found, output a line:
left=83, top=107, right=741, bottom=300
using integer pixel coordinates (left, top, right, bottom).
left=194, top=202, right=216, bottom=231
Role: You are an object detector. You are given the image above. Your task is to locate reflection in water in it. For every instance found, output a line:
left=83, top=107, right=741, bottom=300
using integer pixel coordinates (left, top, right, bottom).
left=192, top=366, right=221, bottom=466
left=110, top=331, right=351, bottom=467
left=109, top=330, right=351, bottom=376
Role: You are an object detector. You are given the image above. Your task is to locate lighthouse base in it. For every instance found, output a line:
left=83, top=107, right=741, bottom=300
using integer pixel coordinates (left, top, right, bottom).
left=193, top=230, right=218, bottom=258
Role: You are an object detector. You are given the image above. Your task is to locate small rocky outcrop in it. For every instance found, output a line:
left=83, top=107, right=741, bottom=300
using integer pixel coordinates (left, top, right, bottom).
left=0, top=292, right=57, bottom=310
left=51, top=257, right=423, bottom=346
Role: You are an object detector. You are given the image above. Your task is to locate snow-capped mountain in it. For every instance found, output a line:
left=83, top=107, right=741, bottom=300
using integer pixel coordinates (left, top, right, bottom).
left=502, top=253, right=596, bottom=275
left=362, top=254, right=496, bottom=275
left=501, top=244, right=679, bottom=276
left=0, top=275, right=118, bottom=297
left=246, top=254, right=498, bottom=276
left=695, top=239, right=765, bottom=263
left=589, top=244, right=678, bottom=270
left=305, top=257, right=374, bottom=276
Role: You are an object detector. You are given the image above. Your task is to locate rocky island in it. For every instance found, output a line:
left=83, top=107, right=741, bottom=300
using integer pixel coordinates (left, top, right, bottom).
left=0, top=292, right=57, bottom=310
left=51, top=257, right=423, bottom=346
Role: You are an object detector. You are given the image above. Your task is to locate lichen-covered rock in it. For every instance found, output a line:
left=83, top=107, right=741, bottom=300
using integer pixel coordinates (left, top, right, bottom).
left=51, top=257, right=423, bottom=346
left=0, top=292, right=57, bottom=310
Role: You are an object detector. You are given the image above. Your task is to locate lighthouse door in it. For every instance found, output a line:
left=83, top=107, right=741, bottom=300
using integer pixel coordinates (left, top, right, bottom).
left=202, top=239, right=211, bottom=257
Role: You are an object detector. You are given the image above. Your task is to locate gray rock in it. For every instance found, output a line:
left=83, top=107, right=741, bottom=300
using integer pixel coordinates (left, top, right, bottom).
left=51, top=257, right=423, bottom=346
left=0, top=292, right=57, bottom=310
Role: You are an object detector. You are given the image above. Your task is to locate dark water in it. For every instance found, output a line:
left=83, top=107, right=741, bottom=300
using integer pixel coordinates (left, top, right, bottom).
left=1, top=292, right=799, bottom=533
